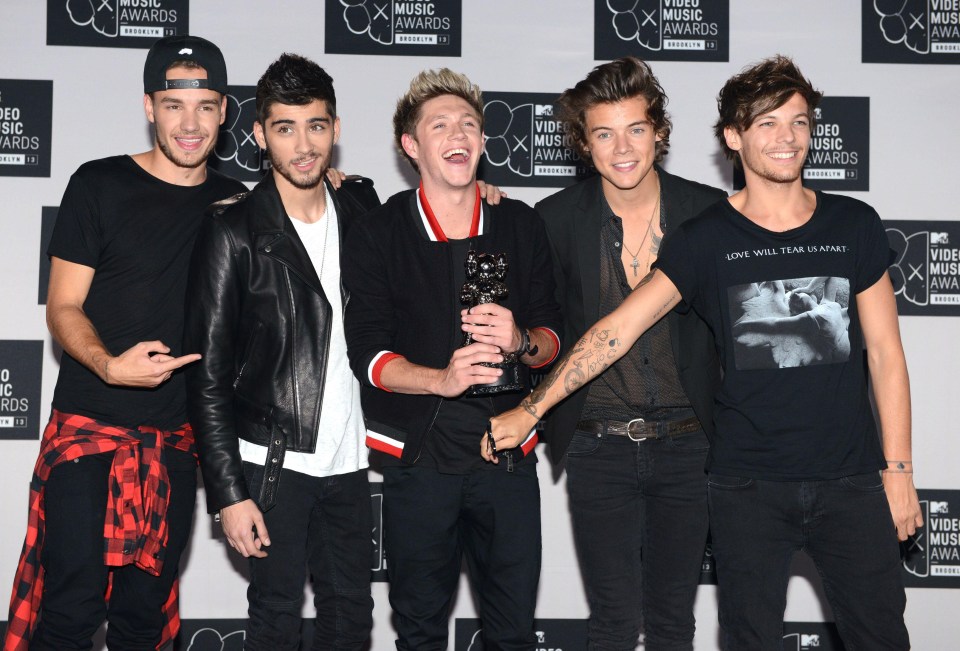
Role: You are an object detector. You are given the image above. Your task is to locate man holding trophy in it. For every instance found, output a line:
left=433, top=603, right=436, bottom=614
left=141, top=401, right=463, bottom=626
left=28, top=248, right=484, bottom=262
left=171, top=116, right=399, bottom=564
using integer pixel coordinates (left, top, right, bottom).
left=342, top=68, right=561, bottom=651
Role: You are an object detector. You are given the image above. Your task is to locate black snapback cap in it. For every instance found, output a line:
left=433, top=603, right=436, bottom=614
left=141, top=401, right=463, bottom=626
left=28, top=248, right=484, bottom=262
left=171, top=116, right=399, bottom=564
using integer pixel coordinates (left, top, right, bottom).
left=143, top=34, right=228, bottom=94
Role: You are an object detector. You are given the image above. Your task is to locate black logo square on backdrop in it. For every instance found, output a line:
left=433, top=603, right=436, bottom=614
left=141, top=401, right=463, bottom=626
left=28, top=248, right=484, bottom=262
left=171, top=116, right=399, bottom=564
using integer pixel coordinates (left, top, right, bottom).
left=0, top=341, right=44, bottom=440
left=885, top=220, right=960, bottom=317
left=863, top=0, right=960, bottom=64
left=325, top=0, right=462, bottom=57
left=479, top=92, right=590, bottom=189
left=46, top=0, right=189, bottom=49
left=594, top=0, right=729, bottom=62
left=0, top=80, right=53, bottom=178
left=209, top=86, right=265, bottom=183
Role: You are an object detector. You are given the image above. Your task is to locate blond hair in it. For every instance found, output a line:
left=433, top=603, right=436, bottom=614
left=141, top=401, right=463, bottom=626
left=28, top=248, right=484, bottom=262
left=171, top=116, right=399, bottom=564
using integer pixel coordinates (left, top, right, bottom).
left=393, top=68, right=484, bottom=171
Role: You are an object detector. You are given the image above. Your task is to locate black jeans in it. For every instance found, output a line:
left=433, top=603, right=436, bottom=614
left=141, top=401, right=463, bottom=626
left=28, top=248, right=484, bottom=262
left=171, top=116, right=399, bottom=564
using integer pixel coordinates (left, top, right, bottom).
left=382, top=463, right=541, bottom=651
left=708, top=472, right=910, bottom=650
left=565, top=428, right=709, bottom=651
left=242, top=464, right=373, bottom=651
left=31, top=450, right=197, bottom=651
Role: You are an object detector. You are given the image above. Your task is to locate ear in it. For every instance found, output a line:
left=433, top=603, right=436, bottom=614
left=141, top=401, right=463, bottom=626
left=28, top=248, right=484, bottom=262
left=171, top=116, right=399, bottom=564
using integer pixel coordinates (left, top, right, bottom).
left=219, top=95, right=228, bottom=126
left=400, top=132, right=419, bottom=163
left=723, top=126, right=742, bottom=152
left=253, top=121, right=267, bottom=150
left=333, top=116, right=341, bottom=145
left=143, top=94, right=155, bottom=124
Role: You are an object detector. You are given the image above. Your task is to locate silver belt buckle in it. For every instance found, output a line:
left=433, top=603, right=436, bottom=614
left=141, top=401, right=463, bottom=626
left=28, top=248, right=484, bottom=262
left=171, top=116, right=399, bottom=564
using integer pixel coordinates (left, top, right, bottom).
left=627, top=417, right=650, bottom=442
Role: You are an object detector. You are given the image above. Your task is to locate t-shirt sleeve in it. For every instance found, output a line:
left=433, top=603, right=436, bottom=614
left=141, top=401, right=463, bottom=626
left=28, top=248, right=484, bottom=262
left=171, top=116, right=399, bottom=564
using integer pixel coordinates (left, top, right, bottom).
left=47, top=170, right=102, bottom=269
left=653, top=224, right=697, bottom=309
left=854, top=206, right=891, bottom=293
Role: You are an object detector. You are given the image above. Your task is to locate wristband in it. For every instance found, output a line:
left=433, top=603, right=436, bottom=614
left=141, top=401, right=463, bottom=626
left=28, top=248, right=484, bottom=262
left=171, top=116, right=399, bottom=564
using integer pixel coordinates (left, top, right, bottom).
left=515, top=328, right=539, bottom=358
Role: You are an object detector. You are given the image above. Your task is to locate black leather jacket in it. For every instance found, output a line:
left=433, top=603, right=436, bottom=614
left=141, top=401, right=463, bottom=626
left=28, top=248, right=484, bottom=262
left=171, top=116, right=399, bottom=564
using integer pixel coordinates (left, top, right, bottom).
left=184, top=174, right=380, bottom=513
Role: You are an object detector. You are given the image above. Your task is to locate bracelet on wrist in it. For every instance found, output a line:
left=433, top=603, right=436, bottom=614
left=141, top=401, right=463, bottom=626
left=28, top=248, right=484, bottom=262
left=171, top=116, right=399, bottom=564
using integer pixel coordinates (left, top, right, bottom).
left=882, top=460, right=913, bottom=474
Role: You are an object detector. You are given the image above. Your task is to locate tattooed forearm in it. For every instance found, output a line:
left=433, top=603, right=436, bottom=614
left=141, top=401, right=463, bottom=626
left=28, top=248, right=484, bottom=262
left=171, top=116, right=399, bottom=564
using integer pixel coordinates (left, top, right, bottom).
left=563, top=367, right=586, bottom=393
left=528, top=325, right=626, bottom=413
left=651, top=293, right=678, bottom=321
left=520, top=397, right=539, bottom=418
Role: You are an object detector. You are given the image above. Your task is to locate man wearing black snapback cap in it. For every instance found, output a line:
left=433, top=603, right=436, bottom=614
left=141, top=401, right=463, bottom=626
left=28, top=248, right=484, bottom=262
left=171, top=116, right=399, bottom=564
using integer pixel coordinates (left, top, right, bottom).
left=4, top=35, right=245, bottom=651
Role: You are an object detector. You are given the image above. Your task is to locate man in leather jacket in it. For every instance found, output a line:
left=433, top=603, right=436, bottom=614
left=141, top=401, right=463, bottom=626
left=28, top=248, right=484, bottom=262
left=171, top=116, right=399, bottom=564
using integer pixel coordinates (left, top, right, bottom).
left=184, top=53, right=380, bottom=650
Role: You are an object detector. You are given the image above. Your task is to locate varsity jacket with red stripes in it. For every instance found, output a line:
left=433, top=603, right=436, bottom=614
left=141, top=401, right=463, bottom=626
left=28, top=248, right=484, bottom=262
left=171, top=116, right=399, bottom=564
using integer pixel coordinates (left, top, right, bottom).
left=342, top=189, right=562, bottom=465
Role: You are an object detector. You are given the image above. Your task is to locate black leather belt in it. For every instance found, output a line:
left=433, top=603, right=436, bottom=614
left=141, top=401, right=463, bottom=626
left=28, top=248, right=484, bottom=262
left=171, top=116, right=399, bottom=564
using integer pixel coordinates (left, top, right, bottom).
left=577, top=416, right=701, bottom=441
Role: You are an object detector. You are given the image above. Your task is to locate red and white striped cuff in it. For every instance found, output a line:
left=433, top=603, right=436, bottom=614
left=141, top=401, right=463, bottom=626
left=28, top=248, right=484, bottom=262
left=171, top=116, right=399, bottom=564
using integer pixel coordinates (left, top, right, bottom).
left=367, top=351, right=403, bottom=391
left=529, top=327, right=560, bottom=369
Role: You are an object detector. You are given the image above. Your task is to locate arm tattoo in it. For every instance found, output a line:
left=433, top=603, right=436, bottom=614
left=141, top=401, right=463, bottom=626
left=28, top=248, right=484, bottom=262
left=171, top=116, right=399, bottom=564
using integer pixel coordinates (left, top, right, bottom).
left=651, top=293, right=678, bottom=321
left=528, top=327, right=625, bottom=410
left=635, top=270, right=656, bottom=289
left=520, top=397, right=539, bottom=418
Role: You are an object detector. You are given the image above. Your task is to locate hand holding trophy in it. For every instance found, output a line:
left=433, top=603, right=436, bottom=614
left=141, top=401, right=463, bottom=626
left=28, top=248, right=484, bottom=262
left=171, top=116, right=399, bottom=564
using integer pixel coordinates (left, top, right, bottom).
left=460, top=250, right=523, bottom=395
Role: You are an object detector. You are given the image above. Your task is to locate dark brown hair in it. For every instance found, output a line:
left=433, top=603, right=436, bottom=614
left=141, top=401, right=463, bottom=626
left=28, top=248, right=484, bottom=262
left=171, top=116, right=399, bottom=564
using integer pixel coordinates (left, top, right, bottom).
left=714, top=55, right=823, bottom=162
left=556, top=57, right=671, bottom=163
left=256, top=53, right=336, bottom=126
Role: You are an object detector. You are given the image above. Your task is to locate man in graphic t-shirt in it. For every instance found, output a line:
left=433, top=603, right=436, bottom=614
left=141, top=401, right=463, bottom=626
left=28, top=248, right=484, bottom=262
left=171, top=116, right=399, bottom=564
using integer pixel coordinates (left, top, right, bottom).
left=488, top=56, right=922, bottom=650
left=5, top=36, right=246, bottom=650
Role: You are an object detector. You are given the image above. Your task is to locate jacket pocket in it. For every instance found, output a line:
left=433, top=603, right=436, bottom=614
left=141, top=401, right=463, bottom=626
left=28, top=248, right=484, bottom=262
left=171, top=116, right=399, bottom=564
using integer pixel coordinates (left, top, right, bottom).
left=233, top=320, right=264, bottom=390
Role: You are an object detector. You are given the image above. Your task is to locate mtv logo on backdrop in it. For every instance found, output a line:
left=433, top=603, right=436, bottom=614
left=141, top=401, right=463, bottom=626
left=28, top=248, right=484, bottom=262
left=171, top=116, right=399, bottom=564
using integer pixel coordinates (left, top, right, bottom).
left=209, top=85, right=265, bottom=183
left=47, top=0, right=188, bottom=48
left=782, top=622, right=843, bottom=650
left=324, top=0, right=462, bottom=56
left=0, top=79, right=53, bottom=178
left=479, top=92, right=589, bottom=188
left=594, top=0, right=729, bottom=61
left=931, top=501, right=950, bottom=515
left=863, top=0, right=960, bottom=64
left=902, top=490, right=960, bottom=588
left=885, top=220, right=960, bottom=316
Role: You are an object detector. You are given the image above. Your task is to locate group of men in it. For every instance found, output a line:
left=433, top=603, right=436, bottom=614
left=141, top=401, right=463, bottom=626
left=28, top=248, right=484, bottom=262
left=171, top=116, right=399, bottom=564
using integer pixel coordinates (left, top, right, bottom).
left=3, top=30, right=921, bottom=651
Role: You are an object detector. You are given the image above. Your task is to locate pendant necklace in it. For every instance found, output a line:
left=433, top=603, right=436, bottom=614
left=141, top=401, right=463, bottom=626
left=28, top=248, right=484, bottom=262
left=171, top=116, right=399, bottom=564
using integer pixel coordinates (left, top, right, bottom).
left=622, top=191, right=661, bottom=277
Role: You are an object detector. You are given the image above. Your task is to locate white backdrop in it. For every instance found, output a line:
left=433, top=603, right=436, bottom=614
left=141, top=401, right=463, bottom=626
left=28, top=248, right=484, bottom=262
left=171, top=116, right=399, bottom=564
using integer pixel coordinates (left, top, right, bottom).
left=1, top=1, right=959, bottom=648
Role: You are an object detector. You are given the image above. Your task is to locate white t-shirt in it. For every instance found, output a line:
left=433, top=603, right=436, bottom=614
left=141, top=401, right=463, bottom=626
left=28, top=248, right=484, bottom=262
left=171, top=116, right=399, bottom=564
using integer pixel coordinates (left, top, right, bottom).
left=239, top=186, right=368, bottom=477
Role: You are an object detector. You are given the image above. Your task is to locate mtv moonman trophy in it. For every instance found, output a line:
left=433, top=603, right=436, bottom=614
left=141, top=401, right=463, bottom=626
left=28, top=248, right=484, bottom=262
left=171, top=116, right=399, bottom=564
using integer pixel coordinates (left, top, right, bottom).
left=460, top=250, right=523, bottom=395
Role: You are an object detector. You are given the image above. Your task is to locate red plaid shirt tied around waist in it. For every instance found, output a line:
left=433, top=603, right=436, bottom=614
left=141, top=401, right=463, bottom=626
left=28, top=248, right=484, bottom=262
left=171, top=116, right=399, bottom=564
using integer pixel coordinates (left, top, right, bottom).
left=3, top=410, right=197, bottom=651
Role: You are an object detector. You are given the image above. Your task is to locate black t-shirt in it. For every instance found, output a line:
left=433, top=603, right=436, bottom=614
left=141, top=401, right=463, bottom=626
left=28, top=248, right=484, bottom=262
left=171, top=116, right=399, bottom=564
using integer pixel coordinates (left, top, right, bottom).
left=48, top=155, right=246, bottom=430
left=655, top=192, right=889, bottom=480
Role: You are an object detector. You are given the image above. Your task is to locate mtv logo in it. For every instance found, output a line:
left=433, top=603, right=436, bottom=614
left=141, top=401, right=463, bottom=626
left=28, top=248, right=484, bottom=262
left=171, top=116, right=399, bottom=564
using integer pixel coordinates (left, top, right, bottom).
left=931, top=232, right=950, bottom=245
left=930, top=501, right=949, bottom=515
left=801, top=633, right=821, bottom=646
left=536, top=631, right=546, bottom=643
left=535, top=104, right=553, bottom=117
left=814, top=107, right=822, bottom=120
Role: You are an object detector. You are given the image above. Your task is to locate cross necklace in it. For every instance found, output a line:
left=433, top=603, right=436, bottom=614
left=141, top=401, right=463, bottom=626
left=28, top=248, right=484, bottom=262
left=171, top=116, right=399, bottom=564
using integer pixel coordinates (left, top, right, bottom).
left=622, top=189, right=662, bottom=277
